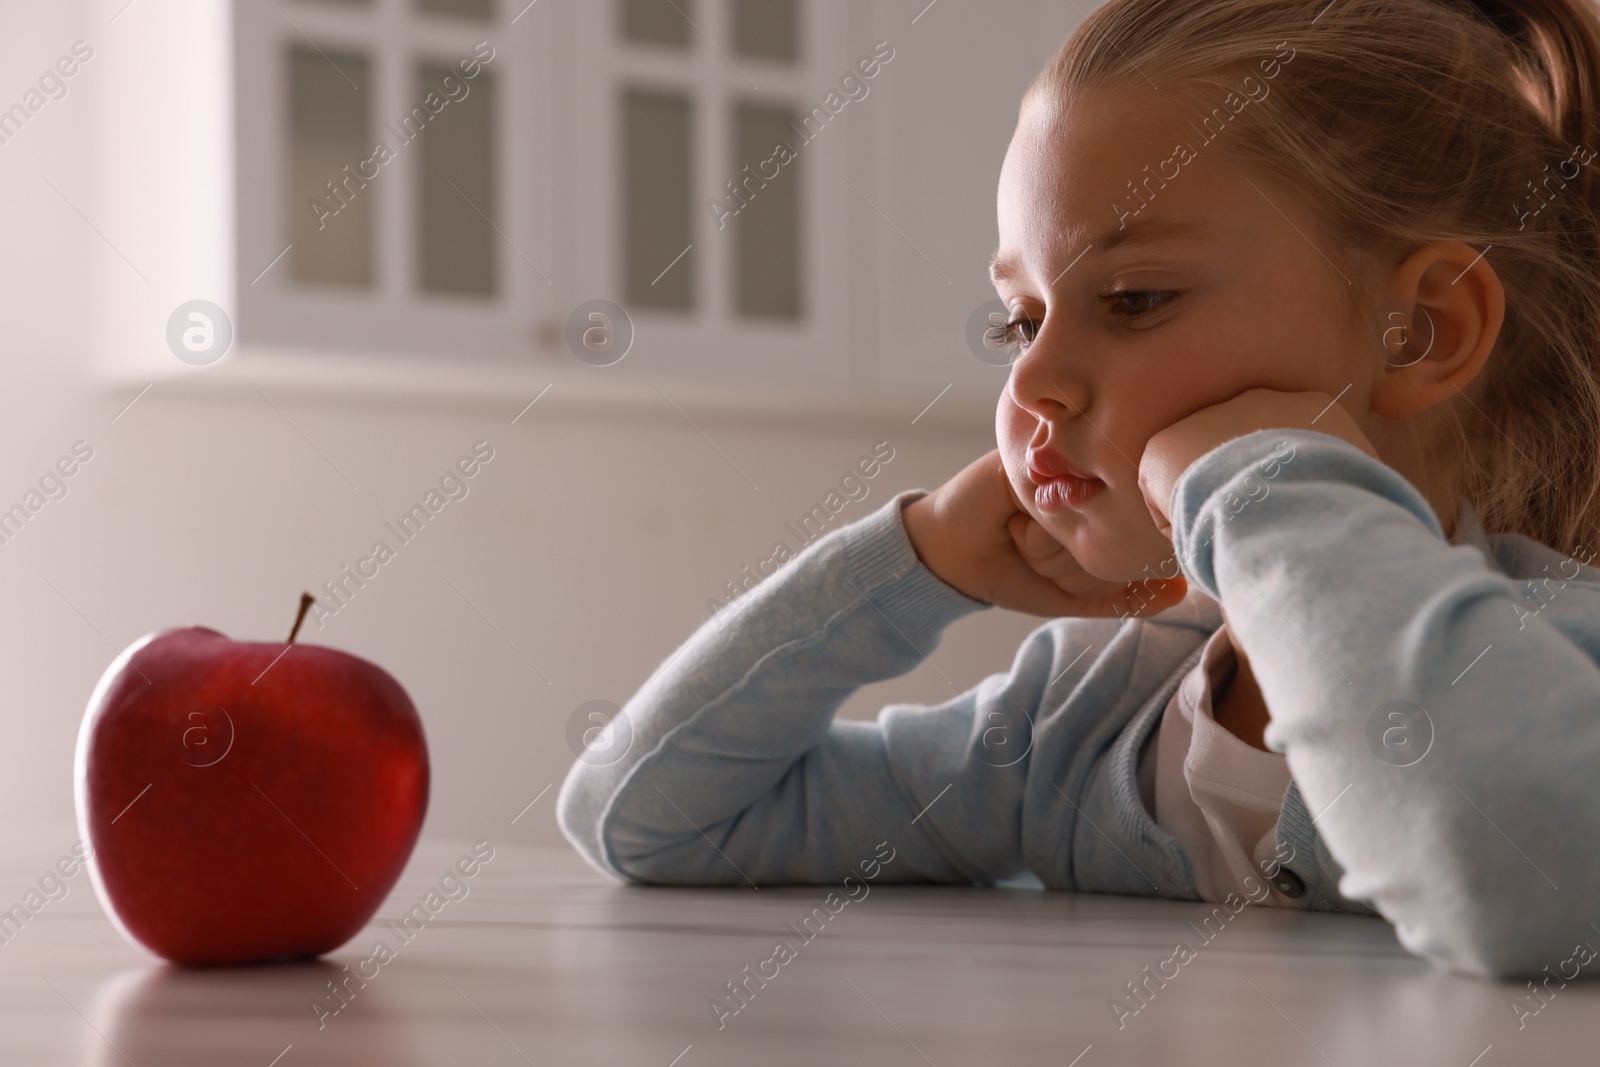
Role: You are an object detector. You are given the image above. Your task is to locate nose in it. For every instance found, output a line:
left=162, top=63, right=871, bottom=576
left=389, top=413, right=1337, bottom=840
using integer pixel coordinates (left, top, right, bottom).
left=1005, top=313, right=1089, bottom=423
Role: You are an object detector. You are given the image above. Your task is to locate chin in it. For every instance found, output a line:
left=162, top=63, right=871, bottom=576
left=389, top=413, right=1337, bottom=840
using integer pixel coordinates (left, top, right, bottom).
left=1062, top=538, right=1148, bottom=584
left=1045, top=508, right=1179, bottom=585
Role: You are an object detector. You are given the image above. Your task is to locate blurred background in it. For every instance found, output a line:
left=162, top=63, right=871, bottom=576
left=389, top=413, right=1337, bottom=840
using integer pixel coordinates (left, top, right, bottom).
left=0, top=0, right=1094, bottom=849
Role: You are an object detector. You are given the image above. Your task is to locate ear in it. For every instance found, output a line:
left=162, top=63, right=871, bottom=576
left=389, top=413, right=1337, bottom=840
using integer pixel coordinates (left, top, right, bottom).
left=1371, top=240, right=1505, bottom=420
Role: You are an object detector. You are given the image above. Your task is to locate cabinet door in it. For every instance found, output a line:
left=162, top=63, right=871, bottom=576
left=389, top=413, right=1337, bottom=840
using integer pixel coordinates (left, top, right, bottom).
left=559, top=0, right=864, bottom=392
left=234, top=0, right=556, bottom=361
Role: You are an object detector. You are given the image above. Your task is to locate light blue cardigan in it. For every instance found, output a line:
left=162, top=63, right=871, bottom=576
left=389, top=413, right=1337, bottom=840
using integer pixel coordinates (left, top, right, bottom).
left=557, top=428, right=1600, bottom=978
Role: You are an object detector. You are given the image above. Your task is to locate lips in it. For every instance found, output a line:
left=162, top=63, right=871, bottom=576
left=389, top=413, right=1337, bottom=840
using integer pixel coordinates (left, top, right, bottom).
left=1026, top=447, right=1105, bottom=512
left=1026, top=448, right=1098, bottom=484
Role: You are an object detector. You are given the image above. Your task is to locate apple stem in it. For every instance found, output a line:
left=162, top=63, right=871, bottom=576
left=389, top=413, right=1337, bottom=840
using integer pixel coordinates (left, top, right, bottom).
left=287, top=592, right=316, bottom=644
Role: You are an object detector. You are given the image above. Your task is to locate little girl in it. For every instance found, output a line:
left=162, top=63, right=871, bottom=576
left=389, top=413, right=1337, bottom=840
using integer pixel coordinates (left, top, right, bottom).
left=558, top=0, right=1600, bottom=981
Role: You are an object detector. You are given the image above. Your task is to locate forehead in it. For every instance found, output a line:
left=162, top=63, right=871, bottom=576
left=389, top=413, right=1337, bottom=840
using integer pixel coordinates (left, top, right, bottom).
left=992, top=88, right=1257, bottom=281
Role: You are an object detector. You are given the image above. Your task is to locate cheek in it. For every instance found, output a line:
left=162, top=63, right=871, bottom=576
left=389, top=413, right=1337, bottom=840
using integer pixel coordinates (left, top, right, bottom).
left=995, top=378, right=1026, bottom=435
left=995, top=388, right=1037, bottom=480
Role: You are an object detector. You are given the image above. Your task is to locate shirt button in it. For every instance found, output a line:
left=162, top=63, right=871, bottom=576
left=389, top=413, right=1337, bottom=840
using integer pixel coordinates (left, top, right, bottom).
left=1273, top=868, right=1306, bottom=899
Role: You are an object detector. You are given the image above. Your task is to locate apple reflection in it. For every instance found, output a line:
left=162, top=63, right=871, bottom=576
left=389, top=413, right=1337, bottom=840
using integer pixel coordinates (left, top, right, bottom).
left=81, top=959, right=418, bottom=1067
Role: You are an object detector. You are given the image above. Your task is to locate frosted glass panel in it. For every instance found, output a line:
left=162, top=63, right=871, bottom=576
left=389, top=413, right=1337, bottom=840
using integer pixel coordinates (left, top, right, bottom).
left=733, top=102, right=800, bottom=319
left=416, top=0, right=493, bottom=17
left=623, top=88, right=693, bottom=311
left=416, top=63, right=497, bottom=296
left=620, top=0, right=692, bottom=47
left=288, top=46, right=372, bottom=288
left=731, top=0, right=797, bottom=61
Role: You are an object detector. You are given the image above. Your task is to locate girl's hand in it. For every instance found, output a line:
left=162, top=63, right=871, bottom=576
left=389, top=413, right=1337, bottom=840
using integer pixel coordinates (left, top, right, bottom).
left=1137, top=387, right=1382, bottom=539
left=902, top=449, right=1187, bottom=619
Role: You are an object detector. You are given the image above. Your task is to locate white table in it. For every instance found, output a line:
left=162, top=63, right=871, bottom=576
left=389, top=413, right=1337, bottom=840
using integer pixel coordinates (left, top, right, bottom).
left=2, top=827, right=1591, bottom=1066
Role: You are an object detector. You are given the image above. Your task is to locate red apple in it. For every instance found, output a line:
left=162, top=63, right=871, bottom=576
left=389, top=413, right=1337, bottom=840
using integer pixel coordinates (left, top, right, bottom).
left=73, top=594, right=429, bottom=965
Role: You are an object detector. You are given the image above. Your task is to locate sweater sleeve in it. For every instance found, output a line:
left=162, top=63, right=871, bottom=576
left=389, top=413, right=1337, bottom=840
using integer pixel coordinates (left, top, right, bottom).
left=556, top=488, right=1051, bottom=889
left=1168, top=426, right=1600, bottom=978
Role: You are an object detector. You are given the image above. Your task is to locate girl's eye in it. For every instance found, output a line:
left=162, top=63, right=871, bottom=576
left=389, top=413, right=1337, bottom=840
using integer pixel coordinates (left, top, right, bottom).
left=1102, top=289, right=1178, bottom=319
left=1006, top=313, right=1040, bottom=345
left=983, top=291, right=1178, bottom=355
left=984, top=310, right=1041, bottom=354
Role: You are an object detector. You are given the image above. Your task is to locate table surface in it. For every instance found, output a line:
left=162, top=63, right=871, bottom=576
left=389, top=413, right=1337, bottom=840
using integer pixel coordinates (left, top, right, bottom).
left=3, top=825, right=1594, bottom=1067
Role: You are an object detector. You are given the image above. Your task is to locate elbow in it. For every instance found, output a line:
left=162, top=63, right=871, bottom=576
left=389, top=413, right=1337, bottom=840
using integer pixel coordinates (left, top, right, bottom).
left=555, top=751, right=727, bottom=886
left=1374, top=856, right=1588, bottom=981
left=1331, top=774, right=1600, bottom=982
left=1400, top=909, right=1559, bottom=981
left=1401, top=921, right=1536, bottom=985
left=555, top=760, right=637, bottom=885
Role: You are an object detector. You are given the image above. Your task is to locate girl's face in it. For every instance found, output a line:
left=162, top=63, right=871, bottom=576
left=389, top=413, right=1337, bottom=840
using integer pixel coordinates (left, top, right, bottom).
left=992, top=88, right=1382, bottom=582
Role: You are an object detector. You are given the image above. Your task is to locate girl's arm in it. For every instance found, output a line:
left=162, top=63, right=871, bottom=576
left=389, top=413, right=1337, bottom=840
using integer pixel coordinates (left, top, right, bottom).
left=1170, top=426, right=1600, bottom=978
left=556, top=488, right=1056, bottom=888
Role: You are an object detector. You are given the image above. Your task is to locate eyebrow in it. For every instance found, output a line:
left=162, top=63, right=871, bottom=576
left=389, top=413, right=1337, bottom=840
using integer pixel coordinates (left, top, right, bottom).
left=988, top=219, right=1216, bottom=285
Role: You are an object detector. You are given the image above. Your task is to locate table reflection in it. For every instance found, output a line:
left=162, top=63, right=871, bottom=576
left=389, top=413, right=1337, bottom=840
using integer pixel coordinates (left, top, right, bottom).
left=82, top=958, right=418, bottom=1067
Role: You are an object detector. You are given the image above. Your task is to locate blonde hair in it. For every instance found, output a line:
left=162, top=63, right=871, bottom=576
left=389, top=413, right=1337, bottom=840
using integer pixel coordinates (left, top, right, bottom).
left=1028, top=0, right=1600, bottom=557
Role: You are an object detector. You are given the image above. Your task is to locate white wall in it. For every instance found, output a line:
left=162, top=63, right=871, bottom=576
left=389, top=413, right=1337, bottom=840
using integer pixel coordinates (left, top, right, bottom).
left=0, top=0, right=1077, bottom=851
